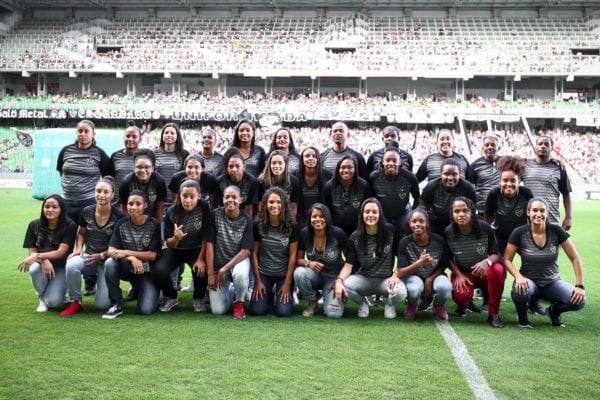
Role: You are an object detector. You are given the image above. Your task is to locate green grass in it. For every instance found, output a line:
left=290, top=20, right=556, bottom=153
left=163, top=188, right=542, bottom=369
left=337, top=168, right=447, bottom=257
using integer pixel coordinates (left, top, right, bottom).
left=1, top=189, right=598, bottom=399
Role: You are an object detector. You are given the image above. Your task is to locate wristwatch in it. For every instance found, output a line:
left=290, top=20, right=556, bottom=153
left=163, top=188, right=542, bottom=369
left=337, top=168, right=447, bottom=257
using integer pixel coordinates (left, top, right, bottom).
left=485, top=258, right=492, bottom=267
left=575, top=284, right=585, bottom=290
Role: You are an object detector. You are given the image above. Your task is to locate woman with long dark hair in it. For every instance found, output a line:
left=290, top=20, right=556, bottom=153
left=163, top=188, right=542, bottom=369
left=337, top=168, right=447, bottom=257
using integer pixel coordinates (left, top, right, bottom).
left=62, top=177, right=123, bottom=316
left=333, top=198, right=406, bottom=319
left=230, top=119, right=265, bottom=178
left=249, top=187, right=299, bottom=317
left=258, top=150, right=301, bottom=220
left=323, top=155, right=371, bottom=237
left=445, top=197, right=505, bottom=327
left=269, top=127, right=300, bottom=175
left=154, top=122, right=190, bottom=207
left=214, top=148, right=260, bottom=217
left=297, top=146, right=332, bottom=228
left=152, top=180, right=211, bottom=313
left=504, top=198, right=585, bottom=328
left=294, top=203, right=347, bottom=317
left=19, top=194, right=77, bottom=312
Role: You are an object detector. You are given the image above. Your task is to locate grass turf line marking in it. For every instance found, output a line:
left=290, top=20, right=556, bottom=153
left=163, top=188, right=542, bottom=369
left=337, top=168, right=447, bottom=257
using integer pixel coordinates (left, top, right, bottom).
left=435, top=320, right=497, bottom=400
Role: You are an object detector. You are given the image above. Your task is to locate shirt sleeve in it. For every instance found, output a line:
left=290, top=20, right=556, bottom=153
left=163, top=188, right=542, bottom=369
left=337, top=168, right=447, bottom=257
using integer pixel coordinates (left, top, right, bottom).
left=289, top=223, right=300, bottom=243
left=289, top=176, right=302, bottom=203
left=148, top=219, right=163, bottom=254
left=98, top=147, right=112, bottom=177
left=23, top=220, right=38, bottom=248
left=415, top=155, right=428, bottom=182
left=109, top=219, right=125, bottom=249
left=62, top=219, right=78, bottom=248
left=345, top=234, right=358, bottom=268
left=163, top=208, right=175, bottom=239
left=154, top=174, right=168, bottom=203
left=396, top=236, right=410, bottom=268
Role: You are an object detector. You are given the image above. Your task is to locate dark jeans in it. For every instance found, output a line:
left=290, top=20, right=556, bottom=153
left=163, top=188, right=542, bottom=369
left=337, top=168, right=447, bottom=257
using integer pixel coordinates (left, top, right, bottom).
left=249, top=273, right=294, bottom=317
left=152, top=247, right=207, bottom=300
left=511, top=278, right=586, bottom=316
left=105, top=257, right=158, bottom=315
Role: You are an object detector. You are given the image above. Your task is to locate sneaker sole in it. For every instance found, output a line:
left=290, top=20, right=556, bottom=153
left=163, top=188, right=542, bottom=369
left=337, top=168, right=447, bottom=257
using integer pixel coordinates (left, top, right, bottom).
left=102, top=312, right=123, bottom=320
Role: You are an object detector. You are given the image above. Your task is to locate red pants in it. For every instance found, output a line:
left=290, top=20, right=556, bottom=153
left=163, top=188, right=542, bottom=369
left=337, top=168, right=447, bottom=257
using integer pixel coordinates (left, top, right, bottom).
left=451, top=262, right=505, bottom=315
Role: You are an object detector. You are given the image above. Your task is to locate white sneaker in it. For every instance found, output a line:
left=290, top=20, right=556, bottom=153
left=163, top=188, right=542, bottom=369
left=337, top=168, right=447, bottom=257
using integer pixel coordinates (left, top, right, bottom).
left=36, top=299, right=48, bottom=313
left=384, top=299, right=397, bottom=319
left=193, top=298, right=206, bottom=313
left=159, top=297, right=180, bottom=312
left=357, top=302, right=369, bottom=318
left=293, top=291, right=299, bottom=305
left=181, top=281, right=194, bottom=292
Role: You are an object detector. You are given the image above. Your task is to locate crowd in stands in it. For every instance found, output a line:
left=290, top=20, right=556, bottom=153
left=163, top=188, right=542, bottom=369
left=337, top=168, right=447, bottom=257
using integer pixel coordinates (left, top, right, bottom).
left=1, top=16, right=598, bottom=76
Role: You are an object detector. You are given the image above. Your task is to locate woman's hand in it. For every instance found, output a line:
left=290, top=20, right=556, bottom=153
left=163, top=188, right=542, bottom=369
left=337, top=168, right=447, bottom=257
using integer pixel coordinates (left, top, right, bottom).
left=471, top=260, right=488, bottom=278
left=193, top=260, right=206, bottom=277
left=68, top=250, right=82, bottom=259
left=83, top=253, right=102, bottom=264
left=41, top=259, right=55, bottom=279
left=453, top=273, right=472, bottom=293
left=17, top=253, right=37, bottom=272
left=515, top=275, right=529, bottom=295
left=108, top=249, right=127, bottom=260
left=334, top=280, right=347, bottom=302
left=252, top=279, right=267, bottom=301
left=216, top=269, right=227, bottom=288
left=387, top=274, right=401, bottom=291
left=130, top=258, right=145, bottom=274
left=173, top=224, right=187, bottom=243
left=278, top=282, right=292, bottom=304
left=418, top=249, right=434, bottom=267
left=571, top=286, right=585, bottom=305
left=308, top=261, right=324, bottom=272
left=207, top=273, right=216, bottom=290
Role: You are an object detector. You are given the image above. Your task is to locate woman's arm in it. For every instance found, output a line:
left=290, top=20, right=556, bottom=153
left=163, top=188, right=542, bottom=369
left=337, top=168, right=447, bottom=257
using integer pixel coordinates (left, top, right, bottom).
left=279, top=241, right=299, bottom=303
left=396, top=249, right=433, bottom=279
left=333, top=262, right=354, bottom=301
left=73, top=226, right=87, bottom=255
left=107, top=246, right=157, bottom=262
left=561, top=238, right=585, bottom=305
left=250, top=241, right=265, bottom=299
left=503, top=243, right=528, bottom=295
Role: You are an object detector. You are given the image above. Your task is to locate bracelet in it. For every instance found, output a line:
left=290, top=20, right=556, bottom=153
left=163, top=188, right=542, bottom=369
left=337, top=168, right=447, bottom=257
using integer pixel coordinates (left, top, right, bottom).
left=335, top=277, right=344, bottom=283
left=575, top=284, right=585, bottom=290
left=35, top=253, right=42, bottom=262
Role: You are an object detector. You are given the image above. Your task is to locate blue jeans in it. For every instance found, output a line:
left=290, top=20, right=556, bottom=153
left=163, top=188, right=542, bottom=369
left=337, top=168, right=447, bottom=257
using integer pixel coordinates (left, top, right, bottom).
left=208, top=258, right=251, bottom=315
left=65, top=255, right=110, bottom=309
left=294, top=267, right=343, bottom=318
left=29, top=262, right=67, bottom=308
left=249, top=272, right=294, bottom=317
left=404, top=274, right=452, bottom=305
left=511, top=278, right=586, bottom=314
left=152, top=248, right=207, bottom=300
left=104, top=257, right=158, bottom=315
left=344, top=274, right=407, bottom=306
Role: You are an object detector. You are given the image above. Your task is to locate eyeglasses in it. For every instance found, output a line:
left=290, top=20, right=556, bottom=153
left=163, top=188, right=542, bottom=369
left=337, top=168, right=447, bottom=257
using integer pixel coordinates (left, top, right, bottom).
left=135, top=165, right=153, bottom=171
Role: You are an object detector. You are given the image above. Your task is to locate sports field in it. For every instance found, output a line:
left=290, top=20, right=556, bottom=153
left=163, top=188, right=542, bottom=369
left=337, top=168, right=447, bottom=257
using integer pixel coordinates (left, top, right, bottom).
left=1, top=188, right=598, bottom=400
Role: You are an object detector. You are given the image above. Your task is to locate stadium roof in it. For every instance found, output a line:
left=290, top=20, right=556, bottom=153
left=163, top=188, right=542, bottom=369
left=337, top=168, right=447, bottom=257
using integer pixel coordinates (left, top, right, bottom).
left=2, top=0, right=600, bottom=11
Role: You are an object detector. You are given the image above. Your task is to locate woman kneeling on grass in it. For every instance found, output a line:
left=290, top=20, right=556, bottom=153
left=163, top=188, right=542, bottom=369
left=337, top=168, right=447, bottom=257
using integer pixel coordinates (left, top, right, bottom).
left=19, top=194, right=77, bottom=312
left=504, top=198, right=585, bottom=328
left=396, top=208, right=452, bottom=321
left=62, top=177, right=123, bottom=316
left=294, top=203, right=348, bottom=318
left=102, top=191, right=162, bottom=319
left=334, top=198, right=406, bottom=319
left=444, top=197, right=505, bottom=328
left=249, top=187, right=299, bottom=317
left=153, top=180, right=211, bottom=313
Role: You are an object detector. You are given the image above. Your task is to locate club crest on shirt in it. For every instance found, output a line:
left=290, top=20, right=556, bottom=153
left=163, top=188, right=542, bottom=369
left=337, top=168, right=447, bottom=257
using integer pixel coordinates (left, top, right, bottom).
left=325, top=247, right=337, bottom=260
left=142, top=234, right=151, bottom=247
left=514, top=207, right=524, bottom=217
left=231, top=228, right=243, bottom=242
left=280, top=234, right=290, bottom=247
left=384, top=244, right=391, bottom=254
left=352, top=200, right=361, bottom=209
left=148, top=191, right=157, bottom=203
left=398, top=190, right=407, bottom=199
left=549, top=245, right=557, bottom=254
left=476, top=243, right=486, bottom=255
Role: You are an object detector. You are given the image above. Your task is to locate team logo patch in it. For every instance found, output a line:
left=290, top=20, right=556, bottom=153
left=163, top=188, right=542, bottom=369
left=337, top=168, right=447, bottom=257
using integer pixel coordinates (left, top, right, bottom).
left=280, top=235, right=290, bottom=247
left=352, top=200, right=361, bottom=209
left=384, top=244, right=391, bottom=254
left=476, top=243, right=486, bottom=255
left=142, top=234, right=151, bottom=247
left=326, top=247, right=336, bottom=260
left=149, top=192, right=157, bottom=203
left=399, top=190, right=407, bottom=199
left=514, top=207, right=524, bottom=217
left=549, top=245, right=557, bottom=254
left=193, top=219, right=203, bottom=230
left=231, top=228, right=243, bottom=242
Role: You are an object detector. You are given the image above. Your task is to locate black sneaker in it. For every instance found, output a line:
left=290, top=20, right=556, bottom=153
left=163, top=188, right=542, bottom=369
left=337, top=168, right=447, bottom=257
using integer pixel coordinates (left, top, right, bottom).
left=529, top=301, right=546, bottom=316
left=102, top=305, right=123, bottom=320
left=487, top=314, right=504, bottom=328
left=418, top=298, right=433, bottom=311
left=123, top=287, right=137, bottom=302
left=518, top=317, right=533, bottom=329
left=83, top=284, right=96, bottom=296
left=454, top=304, right=467, bottom=317
left=466, top=300, right=482, bottom=313
left=546, top=305, right=565, bottom=327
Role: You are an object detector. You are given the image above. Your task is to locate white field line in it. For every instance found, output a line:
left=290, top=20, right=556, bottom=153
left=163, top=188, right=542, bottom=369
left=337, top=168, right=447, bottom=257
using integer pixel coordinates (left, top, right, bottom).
left=435, top=320, right=497, bottom=400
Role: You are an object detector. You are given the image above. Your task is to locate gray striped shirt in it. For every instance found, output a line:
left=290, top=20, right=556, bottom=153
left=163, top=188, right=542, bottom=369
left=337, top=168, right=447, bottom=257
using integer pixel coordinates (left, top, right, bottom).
left=522, top=160, right=571, bottom=224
